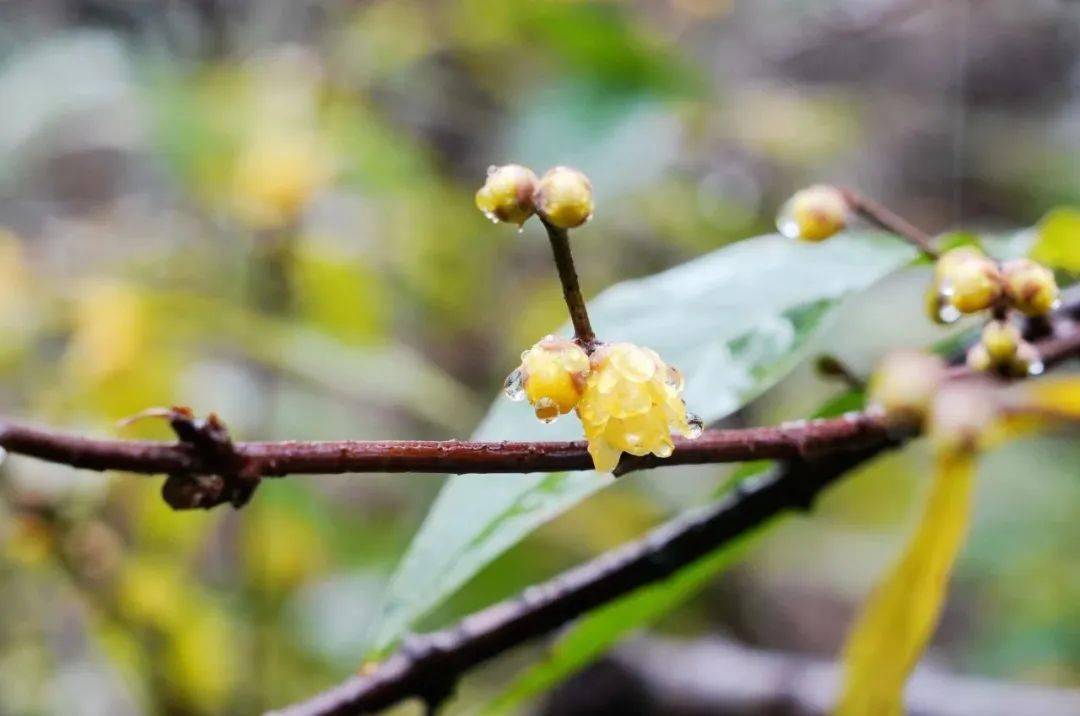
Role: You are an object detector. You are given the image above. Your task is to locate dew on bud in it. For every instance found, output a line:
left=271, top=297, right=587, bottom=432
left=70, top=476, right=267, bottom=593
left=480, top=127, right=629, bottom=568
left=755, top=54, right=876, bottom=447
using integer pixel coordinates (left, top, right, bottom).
left=503, top=368, right=526, bottom=401
left=664, top=366, right=685, bottom=392
left=533, top=397, right=559, bottom=423
left=686, top=413, right=704, bottom=439
left=937, top=302, right=962, bottom=325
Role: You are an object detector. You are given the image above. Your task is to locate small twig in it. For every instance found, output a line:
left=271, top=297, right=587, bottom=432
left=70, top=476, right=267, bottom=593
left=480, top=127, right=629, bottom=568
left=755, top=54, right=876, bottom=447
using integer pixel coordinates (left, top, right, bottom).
left=540, top=217, right=596, bottom=349
left=838, top=187, right=939, bottom=260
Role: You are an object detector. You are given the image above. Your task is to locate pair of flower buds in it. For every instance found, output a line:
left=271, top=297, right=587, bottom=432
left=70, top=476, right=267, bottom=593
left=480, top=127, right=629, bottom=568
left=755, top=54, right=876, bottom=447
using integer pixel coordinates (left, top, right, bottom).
left=475, top=164, right=594, bottom=229
left=928, top=247, right=1058, bottom=376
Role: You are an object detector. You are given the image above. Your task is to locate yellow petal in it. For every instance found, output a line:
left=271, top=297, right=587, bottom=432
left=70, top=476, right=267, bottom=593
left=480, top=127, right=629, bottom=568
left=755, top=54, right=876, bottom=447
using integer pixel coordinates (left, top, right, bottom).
left=837, top=452, right=976, bottom=716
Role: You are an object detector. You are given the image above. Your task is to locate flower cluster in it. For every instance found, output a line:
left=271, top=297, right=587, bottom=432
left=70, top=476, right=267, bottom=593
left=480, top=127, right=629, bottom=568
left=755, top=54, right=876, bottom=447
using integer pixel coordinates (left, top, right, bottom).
left=505, top=337, right=702, bottom=472
left=476, top=164, right=593, bottom=229
left=927, top=248, right=1058, bottom=376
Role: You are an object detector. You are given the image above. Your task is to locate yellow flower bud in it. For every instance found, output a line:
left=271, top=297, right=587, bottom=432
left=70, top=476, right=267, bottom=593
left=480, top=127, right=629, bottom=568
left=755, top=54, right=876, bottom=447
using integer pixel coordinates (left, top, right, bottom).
left=535, top=166, right=594, bottom=229
left=776, top=185, right=848, bottom=242
left=980, top=320, right=1021, bottom=364
left=505, top=336, right=590, bottom=422
left=936, top=248, right=1002, bottom=314
left=933, top=246, right=984, bottom=282
left=576, top=342, right=700, bottom=472
left=475, top=164, right=538, bottom=226
left=868, top=350, right=947, bottom=426
left=1001, top=258, right=1059, bottom=316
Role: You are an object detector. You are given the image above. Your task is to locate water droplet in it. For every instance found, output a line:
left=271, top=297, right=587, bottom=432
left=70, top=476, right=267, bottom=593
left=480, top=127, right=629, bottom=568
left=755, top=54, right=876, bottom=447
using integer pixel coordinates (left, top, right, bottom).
left=664, top=366, right=685, bottom=393
left=503, top=368, right=526, bottom=401
left=1051, top=298, right=1062, bottom=311
left=486, top=165, right=498, bottom=177
left=1027, top=359, right=1045, bottom=376
left=516, top=225, right=525, bottom=234
left=653, top=442, right=674, bottom=458
left=775, top=200, right=801, bottom=239
left=686, top=413, right=704, bottom=439
left=937, top=303, right=962, bottom=324
left=484, top=211, right=499, bottom=224
left=534, top=397, right=559, bottom=423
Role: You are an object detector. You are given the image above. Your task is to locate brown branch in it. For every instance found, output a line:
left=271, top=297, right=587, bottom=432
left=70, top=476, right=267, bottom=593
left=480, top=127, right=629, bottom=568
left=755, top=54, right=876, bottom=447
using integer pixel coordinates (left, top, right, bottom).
left=0, top=296, right=1077, bottom=504
left=839, top=187, right=940, bottom=259
left=0, top=413, right=889, bottom=480
left=540, top=217, right=596, bottom=348
left=266, top=305, right=1080, bottom=716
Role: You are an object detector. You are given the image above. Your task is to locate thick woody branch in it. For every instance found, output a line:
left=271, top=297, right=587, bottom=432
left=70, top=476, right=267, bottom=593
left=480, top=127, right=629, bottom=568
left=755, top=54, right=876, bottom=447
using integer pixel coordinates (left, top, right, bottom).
left=0, top=413, right=891, bottom=481
left=0, top=296, right=1077, bottom=502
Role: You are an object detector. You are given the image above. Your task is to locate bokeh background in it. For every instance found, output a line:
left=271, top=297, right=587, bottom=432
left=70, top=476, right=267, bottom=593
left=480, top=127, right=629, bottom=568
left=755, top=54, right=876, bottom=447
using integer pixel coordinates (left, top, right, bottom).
left=0, top=1, right=1077, bottom=714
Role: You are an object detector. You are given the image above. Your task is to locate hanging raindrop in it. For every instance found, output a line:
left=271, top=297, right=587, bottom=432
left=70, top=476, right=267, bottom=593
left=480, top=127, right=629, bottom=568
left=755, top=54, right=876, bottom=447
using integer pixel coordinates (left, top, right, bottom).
left=533, top=397, right=559, bottom=424
left=686, top=413, right=704, bottom=439
left=503, top=368, right=526, bottom=401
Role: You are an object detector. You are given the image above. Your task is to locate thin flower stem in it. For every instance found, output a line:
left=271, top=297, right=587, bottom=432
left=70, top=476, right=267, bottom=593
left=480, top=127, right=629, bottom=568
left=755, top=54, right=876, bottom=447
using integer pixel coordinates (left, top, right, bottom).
left=839, top=187, right=940, bottom=260
left=540, top=217, right=597, bottom=349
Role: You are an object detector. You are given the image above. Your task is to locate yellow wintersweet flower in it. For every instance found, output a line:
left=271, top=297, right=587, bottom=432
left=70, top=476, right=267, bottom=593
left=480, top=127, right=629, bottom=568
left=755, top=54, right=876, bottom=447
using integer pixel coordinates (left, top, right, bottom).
left=577, top=342, right=700, bottom=472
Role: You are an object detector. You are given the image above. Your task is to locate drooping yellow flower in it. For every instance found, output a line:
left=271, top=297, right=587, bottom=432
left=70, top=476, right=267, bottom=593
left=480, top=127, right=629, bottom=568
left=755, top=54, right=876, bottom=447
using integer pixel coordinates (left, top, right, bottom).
left=576, top=342, right=700, bottom=472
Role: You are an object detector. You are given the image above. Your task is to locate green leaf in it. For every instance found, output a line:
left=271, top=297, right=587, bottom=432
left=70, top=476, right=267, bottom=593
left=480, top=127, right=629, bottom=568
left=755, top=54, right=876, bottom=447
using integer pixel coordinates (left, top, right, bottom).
left=484, top=523, right=766, bottom=715
left=1031, top=207, right=1080, bottom=273
left=369, top=233, right=915, bottom=653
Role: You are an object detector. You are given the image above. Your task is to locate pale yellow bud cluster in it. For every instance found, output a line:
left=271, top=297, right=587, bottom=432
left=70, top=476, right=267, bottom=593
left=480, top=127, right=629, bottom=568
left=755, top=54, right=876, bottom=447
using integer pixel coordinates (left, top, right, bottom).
left=476, top=165, right=593, bottom=230
left=928, top=247, right=1060, bottom=327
